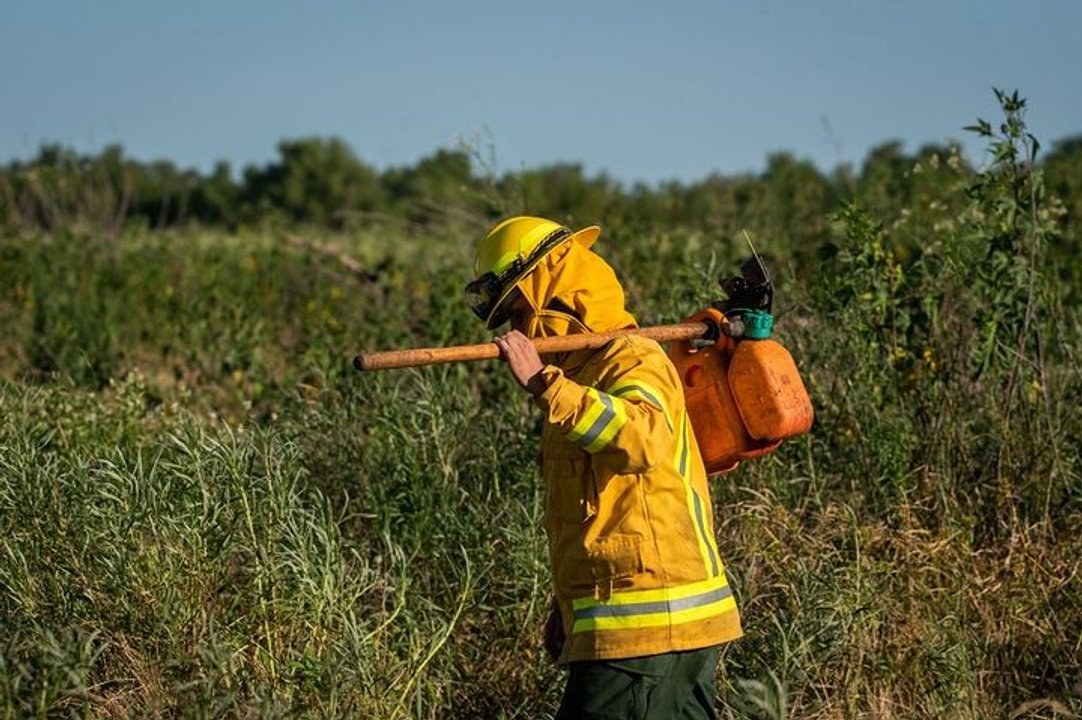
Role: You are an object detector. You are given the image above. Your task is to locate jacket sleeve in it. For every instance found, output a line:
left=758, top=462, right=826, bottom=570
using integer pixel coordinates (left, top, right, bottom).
left=534, top=344, right=679, bottom=474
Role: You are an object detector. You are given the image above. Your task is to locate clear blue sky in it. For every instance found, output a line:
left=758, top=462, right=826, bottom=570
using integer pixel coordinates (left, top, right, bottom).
left=2, top=0, right=1079, bottom=184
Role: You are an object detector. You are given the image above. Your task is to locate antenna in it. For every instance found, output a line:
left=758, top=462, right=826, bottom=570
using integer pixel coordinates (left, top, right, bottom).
left=741, top=229, right=772, bottom=288
left=718, top=230, right=774, bottom=314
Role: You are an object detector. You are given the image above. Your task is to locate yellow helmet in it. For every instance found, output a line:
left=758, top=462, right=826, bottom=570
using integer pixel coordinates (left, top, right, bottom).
left=465, top=216, right=600, bottom=328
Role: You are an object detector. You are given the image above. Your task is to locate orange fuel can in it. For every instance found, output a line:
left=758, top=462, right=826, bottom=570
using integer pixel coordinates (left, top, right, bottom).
left=668, top=308, right=813, bottom=475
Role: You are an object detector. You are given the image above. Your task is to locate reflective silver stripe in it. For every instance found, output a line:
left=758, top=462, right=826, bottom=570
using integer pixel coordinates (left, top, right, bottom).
left=692, top=487, right=719, bottom=577
left=678, top=415, right=719, bottom=577
left=678, top=415, right=689, bottom=476
left=610, top=382, right=672, bottom=431
left=611, top=384, right=664, bottom=412
left=575, top=392, right=616, bottom=448
left=573, top=585, right=733, bottom=621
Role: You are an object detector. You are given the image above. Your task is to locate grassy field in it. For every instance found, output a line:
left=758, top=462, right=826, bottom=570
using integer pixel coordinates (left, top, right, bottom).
left=1, top=102, right=1080, bottom=718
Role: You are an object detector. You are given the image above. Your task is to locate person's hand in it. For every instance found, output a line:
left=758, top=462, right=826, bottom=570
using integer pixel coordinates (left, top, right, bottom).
left=543, top=601, right=565, bottom=663
left=494, top=330, right=547, bottom=395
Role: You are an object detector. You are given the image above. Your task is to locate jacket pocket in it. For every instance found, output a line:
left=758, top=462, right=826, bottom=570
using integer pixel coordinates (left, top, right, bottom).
left=543, top=453, right=598, bottom=523
left=556, top=530, right=645, bottom=599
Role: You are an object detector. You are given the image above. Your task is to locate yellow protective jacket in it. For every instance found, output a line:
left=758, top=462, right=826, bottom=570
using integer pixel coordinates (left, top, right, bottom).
left=522, top=241, right=743, bottom=663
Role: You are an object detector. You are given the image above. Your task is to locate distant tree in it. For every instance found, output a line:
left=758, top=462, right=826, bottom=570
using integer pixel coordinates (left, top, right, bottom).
left=242, top=137, right=384, bottom=227
left=381, top=149, right=484, bottom=227
left=130, top=158, right=202, bottom=228
left=755, top=152, right=835, bottom=253
left=677, top=174, right=745, bottom=232
left=1042, top=135, right=1082, bottom=300
left=3, top=144, right=128, bottom=231
left=616, top=180, right=672, bottom=231
left=857, top=140, right=913, bottom=213
left=500, top=163, right=619, bottom=226
left=190, top=161, right=240, bottom=227
left=1044, top=135, right=1082, bottom=223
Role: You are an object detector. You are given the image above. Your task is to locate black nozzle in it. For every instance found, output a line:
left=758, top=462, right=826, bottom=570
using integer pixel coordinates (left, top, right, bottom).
left=717, top=254, right=773, bottom=315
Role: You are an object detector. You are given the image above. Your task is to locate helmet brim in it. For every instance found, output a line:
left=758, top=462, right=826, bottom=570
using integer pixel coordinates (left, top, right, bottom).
left=571, top=225, right=601, bottom=250
left=483, top=225, right=601, bottom=329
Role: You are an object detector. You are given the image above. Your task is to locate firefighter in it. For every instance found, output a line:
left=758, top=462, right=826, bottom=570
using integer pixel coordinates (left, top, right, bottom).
left=466, top=216, right=743, bottom=718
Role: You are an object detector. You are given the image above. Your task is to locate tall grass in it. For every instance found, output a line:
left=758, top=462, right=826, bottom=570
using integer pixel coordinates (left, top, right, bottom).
left=1, top=92, right=1079, bottom=718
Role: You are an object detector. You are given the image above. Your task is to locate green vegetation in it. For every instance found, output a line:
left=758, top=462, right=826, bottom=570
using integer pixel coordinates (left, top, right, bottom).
left=1, top=91, right=1079, bottom=718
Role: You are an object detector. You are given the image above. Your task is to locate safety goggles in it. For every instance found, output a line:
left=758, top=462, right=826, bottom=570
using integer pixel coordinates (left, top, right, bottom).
left=465, top=227, right=571, bottom=326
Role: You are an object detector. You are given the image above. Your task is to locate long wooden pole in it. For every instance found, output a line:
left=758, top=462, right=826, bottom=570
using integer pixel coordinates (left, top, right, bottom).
left=353, top=322, right=712, bottom=371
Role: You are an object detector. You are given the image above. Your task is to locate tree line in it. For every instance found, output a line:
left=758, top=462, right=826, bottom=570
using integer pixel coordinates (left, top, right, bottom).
left=2, top=133, right=1080, bottom=252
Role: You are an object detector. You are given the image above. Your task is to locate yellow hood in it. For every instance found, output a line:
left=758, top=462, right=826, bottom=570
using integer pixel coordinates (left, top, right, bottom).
left=516, top=240, right=638, bottom=337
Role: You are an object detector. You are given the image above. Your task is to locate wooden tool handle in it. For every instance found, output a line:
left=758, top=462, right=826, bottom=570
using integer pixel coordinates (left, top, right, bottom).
left=353, top=322, right=713, bottom=371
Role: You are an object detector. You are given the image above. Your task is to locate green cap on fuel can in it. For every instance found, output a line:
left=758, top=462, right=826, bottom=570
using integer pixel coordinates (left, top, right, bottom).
left=742, top=310, right=774, bottom=339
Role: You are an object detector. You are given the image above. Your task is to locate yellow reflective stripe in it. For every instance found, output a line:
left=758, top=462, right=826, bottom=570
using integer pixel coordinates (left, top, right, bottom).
left=491, top=222, right=558, bottom=274
left=490, top=249, right=520, bottom=276
left=572, top=594, right=737, bottom=633
left=567, top=389, right=628, bottom=454
left=675, top=412, right=719, bottom=577
left=572, top=573, right=729, bottom=611
left=582, top=394, right=627, bottom=453
left=608, top=379, right=673, bottom=432
left=568, top=552, right=734, bottom=635
left=567, top=389, right=607, bottom=442
left=685, top=421, right=724, bottom=574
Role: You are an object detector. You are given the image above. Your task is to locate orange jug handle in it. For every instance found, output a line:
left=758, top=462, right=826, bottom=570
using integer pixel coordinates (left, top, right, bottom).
left=671, top=307, right=735, bottom=360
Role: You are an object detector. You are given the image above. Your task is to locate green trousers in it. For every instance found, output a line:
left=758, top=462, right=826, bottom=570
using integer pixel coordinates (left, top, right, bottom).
left=555, top=646, right=720, bottom=720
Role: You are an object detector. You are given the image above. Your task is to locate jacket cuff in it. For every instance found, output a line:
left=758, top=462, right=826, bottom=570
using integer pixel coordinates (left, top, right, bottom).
left=534, top=365, right=580, bottom=424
